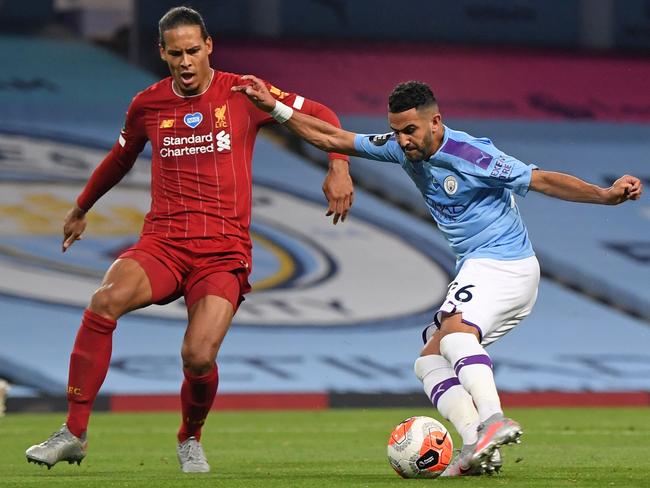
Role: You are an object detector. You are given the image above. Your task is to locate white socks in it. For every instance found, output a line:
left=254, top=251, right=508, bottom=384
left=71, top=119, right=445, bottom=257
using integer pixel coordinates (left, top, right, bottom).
left=414, top=355, right=479, bottom=445
left=439, top=332, right=502, bottom=422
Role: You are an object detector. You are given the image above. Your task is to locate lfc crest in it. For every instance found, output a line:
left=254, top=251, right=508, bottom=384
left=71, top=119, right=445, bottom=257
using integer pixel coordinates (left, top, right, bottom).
left=214, top=104, right=228, bottom=128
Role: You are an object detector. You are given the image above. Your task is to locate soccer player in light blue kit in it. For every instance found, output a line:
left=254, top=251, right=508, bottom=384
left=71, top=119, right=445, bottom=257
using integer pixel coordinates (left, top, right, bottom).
left=234, top=78, right=643, bottom=476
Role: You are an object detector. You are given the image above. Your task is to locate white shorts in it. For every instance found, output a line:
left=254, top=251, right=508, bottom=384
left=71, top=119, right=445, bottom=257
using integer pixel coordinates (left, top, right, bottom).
left=422, top=256, right=540, bottom=347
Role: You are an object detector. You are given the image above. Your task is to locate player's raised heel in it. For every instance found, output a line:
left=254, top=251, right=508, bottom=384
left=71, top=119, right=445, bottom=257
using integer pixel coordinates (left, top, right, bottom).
left=25, top=424, right=87, bottom=469
left=440, top=443, right=483, bottom=477
left=442, top=445, right=503, bottom=477
left=177, top=436, right=210, bottom=473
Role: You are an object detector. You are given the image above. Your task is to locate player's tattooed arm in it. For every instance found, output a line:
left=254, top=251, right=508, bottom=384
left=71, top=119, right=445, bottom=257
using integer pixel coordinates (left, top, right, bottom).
left=529, top=169, right=643, bottom=205
left=62, top=205, right=87, bottom=252
left=232, top=75, right=359, bottom=156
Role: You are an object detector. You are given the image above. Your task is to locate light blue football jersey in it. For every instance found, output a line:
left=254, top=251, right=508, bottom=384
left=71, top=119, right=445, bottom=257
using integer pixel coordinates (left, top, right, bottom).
left=354, top=126, right=536, bottom=269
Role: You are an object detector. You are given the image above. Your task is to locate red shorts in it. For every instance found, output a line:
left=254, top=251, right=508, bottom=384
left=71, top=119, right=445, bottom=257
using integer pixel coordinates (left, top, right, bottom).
left=119, top=235, right=252, bottom=312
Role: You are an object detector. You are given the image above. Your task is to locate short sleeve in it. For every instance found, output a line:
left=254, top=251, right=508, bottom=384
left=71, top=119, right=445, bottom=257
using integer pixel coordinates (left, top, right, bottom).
left=474, top=154, right=537, bottom=196
left=444, top=137, right=537, bottom=196
left=353, top=133, right=403, bottom=164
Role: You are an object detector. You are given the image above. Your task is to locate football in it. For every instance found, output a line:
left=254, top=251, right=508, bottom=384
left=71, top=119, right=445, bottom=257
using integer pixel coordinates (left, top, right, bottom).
left=387, top=416, right=453, bottom=478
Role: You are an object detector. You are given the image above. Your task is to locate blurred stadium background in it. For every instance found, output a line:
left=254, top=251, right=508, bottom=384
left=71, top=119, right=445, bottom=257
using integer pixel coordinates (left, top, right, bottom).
left=1, top=0, right=649, bottom=415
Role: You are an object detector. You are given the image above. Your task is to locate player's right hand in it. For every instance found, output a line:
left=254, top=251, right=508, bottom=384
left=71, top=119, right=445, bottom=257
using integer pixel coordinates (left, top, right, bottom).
left=62, top=205, right=87, bottom=252
left=231, top=75, right=275, bottom=112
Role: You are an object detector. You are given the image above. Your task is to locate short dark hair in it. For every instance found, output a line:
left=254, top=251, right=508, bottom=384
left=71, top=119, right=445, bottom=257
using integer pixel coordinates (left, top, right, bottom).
left=159, top=6, right=209, bottom=48
left=388, top=81, right=437, bottom=113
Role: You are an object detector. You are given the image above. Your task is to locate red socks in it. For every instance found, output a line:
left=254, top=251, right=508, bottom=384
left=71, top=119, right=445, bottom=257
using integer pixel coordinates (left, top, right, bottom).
left=66, top=309, right=116, bottom=438
left=178, top=365, right=219, bottom=442
left=65, top=309, right=218, bottom=442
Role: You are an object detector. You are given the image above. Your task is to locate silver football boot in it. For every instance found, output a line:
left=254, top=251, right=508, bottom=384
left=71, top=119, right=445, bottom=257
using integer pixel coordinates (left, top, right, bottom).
left=440, top=443, right=483, bottom=477
left=472, top=413, right=522, bottom=469
left=441, top=444, right=502, bottom=477
left=26, top=424, right=87, bottom=469
left=177, top=436, right=210, bottom=473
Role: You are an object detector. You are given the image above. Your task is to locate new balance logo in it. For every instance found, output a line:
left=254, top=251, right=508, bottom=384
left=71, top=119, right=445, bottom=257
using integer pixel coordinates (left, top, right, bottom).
left=216, top=130, right=231, bottom=152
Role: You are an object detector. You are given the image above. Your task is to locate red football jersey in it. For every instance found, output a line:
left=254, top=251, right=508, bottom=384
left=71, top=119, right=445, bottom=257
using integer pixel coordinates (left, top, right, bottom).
left=77, top=69, right=347, bottom=263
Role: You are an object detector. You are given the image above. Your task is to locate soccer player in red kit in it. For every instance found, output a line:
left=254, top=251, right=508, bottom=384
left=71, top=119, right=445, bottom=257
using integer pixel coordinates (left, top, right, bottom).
left=25, top=6, right=354, bottom=473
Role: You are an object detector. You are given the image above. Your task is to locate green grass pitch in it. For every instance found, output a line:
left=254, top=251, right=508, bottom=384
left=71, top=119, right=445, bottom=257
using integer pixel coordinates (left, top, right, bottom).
left=2, top=407, right=649, bottom=487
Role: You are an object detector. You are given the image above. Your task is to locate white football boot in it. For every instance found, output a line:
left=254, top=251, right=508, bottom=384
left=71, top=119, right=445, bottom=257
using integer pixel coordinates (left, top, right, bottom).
left=177, top=436, right=210, bottom=473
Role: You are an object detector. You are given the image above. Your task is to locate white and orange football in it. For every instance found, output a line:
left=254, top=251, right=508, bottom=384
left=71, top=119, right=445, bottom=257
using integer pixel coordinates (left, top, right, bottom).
left=387, top=416, right=453, bottom=478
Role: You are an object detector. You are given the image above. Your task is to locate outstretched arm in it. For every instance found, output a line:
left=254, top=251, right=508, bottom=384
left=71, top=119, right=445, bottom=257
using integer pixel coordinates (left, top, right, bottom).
left=234, top=75, right=356, bottom=223
left=233, top=75, right=358, bottom=155
left=529, top=170, right=643, bottom=204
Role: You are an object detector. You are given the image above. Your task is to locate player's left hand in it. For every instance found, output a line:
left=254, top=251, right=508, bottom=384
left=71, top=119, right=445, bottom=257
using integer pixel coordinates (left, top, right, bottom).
left=323, top=159, right=354, bottom=224
left=606, top=175, right=643, bottom=204
left=231, top=75, right=275, bottom=112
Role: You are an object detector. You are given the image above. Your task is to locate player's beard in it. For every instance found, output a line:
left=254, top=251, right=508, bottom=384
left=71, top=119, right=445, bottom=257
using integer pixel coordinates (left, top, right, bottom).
left=403, top=132, right=434, bottom=162
left=403, top=141, right=429, bottom=162
left=404, top=146, right=426, bottom=162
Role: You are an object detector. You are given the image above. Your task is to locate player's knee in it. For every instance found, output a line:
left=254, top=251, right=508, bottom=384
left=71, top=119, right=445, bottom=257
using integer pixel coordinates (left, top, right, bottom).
left=181, top=347, right=216, bottom=375
left=414, top=356, right=435, bottom=381
left=88, top=286, right=130, bottom=320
